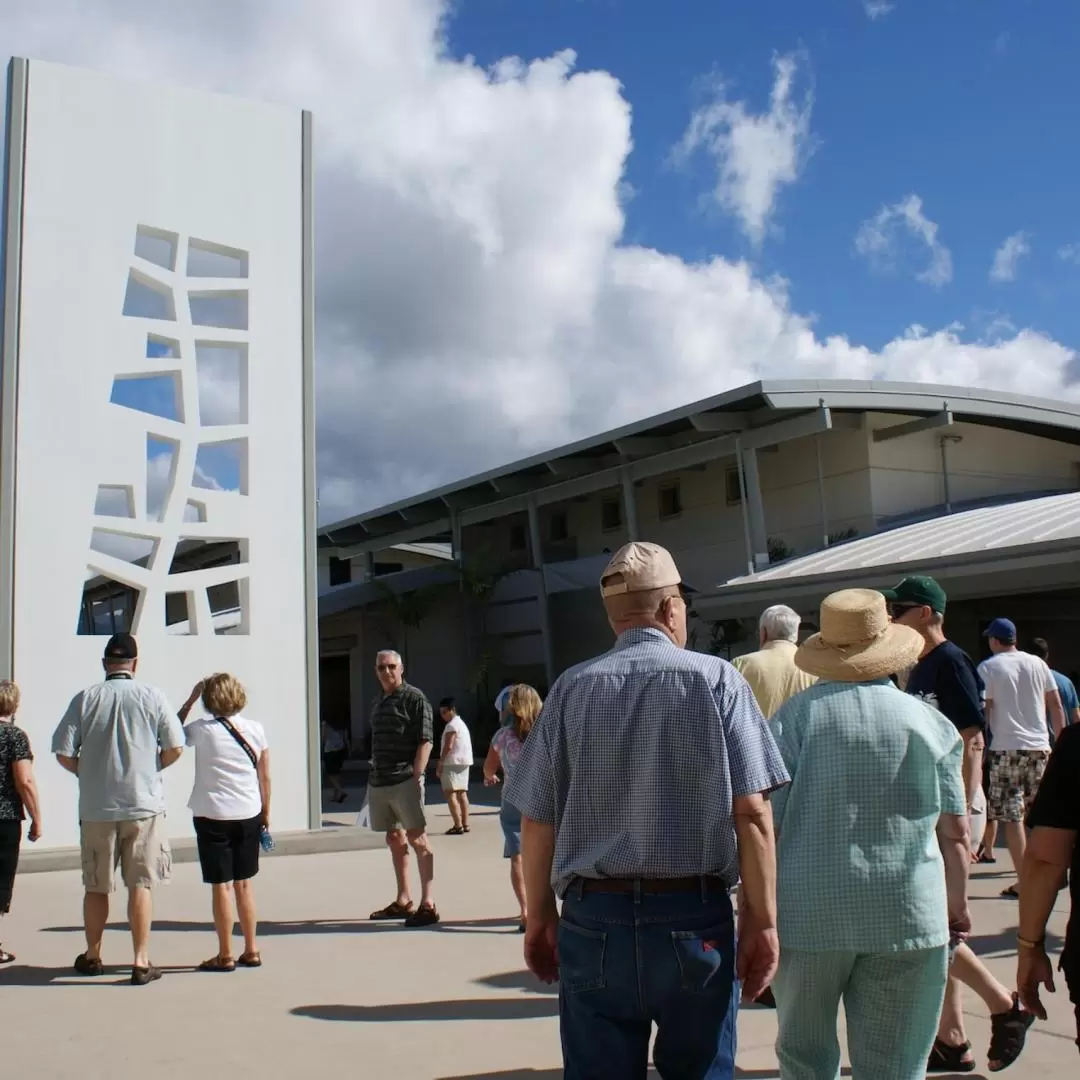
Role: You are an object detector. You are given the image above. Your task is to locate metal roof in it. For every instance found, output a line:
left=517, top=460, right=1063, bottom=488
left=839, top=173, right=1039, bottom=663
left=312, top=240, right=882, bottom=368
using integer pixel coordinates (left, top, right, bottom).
left=717, top=490, right=1080, bottom=594
left=319, top=379, right=1080, bottom=551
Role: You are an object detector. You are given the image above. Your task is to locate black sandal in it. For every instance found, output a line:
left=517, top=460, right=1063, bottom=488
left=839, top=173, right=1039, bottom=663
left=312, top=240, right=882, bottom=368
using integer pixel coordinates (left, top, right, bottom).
left=988, top=994, right=1034, bottom=1072
left=1000, top=885, right=1020, bottom=899
left=927, top=1038, right=976, bottom=1073
left=369, top=900, right=414, bottom=921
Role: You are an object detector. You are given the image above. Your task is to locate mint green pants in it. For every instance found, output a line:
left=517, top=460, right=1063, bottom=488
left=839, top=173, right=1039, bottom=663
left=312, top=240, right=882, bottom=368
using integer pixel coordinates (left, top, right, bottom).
left=773, top=946, right=948, bottom=1080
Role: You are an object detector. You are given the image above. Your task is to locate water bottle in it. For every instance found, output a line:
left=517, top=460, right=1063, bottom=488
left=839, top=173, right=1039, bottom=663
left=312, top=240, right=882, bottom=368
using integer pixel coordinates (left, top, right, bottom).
left=259, top=826, right=275, bottom=852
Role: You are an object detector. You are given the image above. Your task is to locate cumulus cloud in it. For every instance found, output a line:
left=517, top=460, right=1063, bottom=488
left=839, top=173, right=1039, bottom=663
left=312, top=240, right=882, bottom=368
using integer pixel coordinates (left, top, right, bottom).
left=1, top=1, right=1076, bottom=526
left=674, top=52, right=816, bottom=246
left=990, top=231, right=1031, bottom=283
left=863, top=1, right=895, bottom=19
left=854, top=194, right=953, bottom=287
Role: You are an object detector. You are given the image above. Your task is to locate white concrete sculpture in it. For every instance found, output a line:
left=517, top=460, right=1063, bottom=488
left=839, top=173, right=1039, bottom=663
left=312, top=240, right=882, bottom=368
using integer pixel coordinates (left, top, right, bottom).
left=0, top=59, right=318, bottom=850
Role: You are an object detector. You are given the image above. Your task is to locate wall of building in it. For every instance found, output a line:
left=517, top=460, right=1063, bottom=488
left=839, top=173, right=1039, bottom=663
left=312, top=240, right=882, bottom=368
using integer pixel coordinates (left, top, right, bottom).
left=868, top=415, right=1079, bottom=521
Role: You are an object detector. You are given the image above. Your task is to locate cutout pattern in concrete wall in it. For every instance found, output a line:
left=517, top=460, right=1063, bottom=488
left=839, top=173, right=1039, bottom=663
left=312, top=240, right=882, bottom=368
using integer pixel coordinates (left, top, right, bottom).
left=80, top=226, right=251, bottom=637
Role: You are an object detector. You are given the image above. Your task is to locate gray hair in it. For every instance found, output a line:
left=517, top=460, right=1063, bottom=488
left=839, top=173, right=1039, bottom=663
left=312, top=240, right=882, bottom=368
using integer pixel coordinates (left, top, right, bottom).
left=375, top=649, right=402, bottom=666
left=759, top=604, right=801, bottom=644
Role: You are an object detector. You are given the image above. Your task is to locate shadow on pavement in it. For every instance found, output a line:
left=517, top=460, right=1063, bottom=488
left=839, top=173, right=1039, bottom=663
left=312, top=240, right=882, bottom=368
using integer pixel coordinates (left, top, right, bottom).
left=967, top=925, right=1064, bottom=958
left=473, top=969, right=557, bottom=995
left=0, top=963, right=194, bottom=987
left=40, top=916, right=519, bottom=937
left=292, top=997, right=559, bottom=1022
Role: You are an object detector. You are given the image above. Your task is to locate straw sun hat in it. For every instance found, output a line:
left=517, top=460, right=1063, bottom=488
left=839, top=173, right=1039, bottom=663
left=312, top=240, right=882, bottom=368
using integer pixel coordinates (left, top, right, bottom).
left=795, top=588, right=923, bottom=682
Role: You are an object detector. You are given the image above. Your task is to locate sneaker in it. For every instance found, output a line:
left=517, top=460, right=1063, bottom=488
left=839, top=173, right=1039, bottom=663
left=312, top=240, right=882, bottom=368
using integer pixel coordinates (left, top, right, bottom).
left=404, top=903, right=440, bottom=928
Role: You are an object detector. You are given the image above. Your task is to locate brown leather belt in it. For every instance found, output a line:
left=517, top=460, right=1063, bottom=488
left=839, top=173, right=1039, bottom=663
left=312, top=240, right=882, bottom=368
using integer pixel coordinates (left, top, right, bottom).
left=575, top=875, right=727, bottom=895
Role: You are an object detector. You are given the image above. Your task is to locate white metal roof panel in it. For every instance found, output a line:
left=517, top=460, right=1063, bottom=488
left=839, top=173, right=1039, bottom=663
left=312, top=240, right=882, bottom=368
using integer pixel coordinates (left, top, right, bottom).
left=720, top=491, right=1080, bottom=589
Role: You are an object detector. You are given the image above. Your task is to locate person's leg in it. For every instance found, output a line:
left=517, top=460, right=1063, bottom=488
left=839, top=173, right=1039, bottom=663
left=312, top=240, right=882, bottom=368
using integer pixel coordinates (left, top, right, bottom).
left=406, top=829, right=435, bottom=908
left=234, top=879, right=258, bottom=957
left=459, top=787, right=470, bottom=831
left=127, top=887, right=153, bottom=970
left=79, top=822, right=118, bottom=963
left=559, top=889, right=649, bottom=1080
left=951, top=943, right=1013, bottom=1014
left=845, top=947, right=948, bottom=1080
left=774, top=948, right=850, bottom=1080
left=387, top=829, right=412, bottom=907
left=444, top=788, right=462, bottom=830
left=648, top=890, right=739, bottom=1080
left=935, top=974, right=974, bottom=1064
left=1004, top=821, right=1027, bottom=885
left=211, top=883, right=235, bottom=959
left=83, top=892, right=110, bottom=962
left=509, top=854, right=527, bottom=920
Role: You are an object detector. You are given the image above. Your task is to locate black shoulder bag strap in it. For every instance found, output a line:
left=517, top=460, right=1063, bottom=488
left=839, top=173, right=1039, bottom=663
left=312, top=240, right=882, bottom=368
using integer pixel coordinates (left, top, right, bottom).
left=215, top=716, right=258, bottom=768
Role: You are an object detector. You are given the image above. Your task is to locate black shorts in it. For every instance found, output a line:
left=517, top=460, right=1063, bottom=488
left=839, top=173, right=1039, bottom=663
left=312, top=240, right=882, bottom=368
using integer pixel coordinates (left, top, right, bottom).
left=193, top=815, right=261, bottom=885
left=323, top=749, right=347, bottom=777
left=0, top=819, right=21, bottom=913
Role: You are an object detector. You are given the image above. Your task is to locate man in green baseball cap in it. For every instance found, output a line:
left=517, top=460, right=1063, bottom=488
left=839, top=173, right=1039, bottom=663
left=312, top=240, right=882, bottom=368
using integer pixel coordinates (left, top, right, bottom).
left=880, top=575, right=948, bottom=617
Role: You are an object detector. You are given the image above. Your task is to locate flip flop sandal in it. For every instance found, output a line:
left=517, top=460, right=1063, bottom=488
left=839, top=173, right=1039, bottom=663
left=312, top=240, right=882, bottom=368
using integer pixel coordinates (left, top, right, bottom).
left=198, top=956, right=237, bottom=973
left=237, top=952, right=262, bottom=968
left=927, top=1038, right=976, bottom=1073
left=369, top=900, right=415, bottom=920
left=988, top=995, right=1034, bottom=1072
left=0, top=949, right=15, bottom=965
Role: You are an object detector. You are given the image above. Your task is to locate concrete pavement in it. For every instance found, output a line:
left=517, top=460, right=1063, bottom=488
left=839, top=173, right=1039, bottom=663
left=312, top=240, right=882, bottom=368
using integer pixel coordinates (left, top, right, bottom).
left=1, top=792, right=1074, bottom=1079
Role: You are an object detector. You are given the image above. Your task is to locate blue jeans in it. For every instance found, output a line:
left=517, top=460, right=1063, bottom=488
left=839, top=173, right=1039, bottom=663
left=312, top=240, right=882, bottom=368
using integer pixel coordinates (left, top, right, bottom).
left=558, top=881, right=738, bottom=1080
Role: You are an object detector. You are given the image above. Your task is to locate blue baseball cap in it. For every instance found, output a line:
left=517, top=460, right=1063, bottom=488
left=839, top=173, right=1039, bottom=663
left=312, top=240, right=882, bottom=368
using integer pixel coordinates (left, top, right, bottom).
left=984, top=617, right=1017, bottom=643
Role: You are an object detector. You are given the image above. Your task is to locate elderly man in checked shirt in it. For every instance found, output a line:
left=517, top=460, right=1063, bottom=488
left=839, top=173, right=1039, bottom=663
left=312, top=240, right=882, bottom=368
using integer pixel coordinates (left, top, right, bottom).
left=503, top=542, right=789, bottom=1080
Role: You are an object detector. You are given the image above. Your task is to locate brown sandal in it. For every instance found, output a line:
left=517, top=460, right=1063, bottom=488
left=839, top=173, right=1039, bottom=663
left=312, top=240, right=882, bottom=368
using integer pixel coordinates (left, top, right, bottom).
left=198, top=955, right=236, bottom=972
left=237, top=952, right=262, bottom=968
left=370, top=900, right=415, bottom=920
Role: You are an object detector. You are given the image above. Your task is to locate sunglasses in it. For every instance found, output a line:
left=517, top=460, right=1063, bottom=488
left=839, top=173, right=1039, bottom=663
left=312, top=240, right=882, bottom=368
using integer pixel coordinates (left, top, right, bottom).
left=888, top=603, right=922, bottom=618
left=376, top=663, right=400, bottom=671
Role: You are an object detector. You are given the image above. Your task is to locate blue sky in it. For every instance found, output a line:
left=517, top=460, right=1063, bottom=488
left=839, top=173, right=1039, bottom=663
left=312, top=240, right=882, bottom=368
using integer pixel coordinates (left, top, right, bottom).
left=449, top=0, right=1080, bottom=351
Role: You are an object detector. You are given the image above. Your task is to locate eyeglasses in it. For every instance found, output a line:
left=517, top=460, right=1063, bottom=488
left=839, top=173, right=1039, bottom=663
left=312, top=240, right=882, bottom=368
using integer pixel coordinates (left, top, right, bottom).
left=888, top=603, right=921, bottom=618
left=376, top=664, right=400, bottom=672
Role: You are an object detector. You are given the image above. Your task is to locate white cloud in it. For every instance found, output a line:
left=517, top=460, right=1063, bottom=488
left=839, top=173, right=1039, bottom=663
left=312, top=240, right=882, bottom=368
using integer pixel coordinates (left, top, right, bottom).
left=1058, top=243, right=1080, bottom=265
left=674, top=52, right=816, bottom=245
left=854, top=194, right=953, bottom=287
left=1, top=2, right=1076, bottom=526
left=990, top=231, right=1031, bottom=283
left=863, top=1, right=894, bottom=19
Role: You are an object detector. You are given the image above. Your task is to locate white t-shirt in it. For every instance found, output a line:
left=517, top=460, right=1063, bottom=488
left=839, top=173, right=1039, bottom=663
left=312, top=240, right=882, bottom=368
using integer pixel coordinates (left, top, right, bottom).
left=977, top=650, right=1057, bottom=751
left=441, top=715, right=473, bottom=766
left=186, top=714, right=268, bottom=820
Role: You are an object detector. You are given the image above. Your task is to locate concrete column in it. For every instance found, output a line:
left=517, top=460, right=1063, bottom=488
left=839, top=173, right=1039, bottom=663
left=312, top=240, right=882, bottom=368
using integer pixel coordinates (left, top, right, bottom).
left=526, top=497, right=556, bottom=688
left=621, top=467, right=639, bottom=541
left=741, top=446, right=769, bottom=569
left=364, top=550, right=375, bottom=582
left=451, top=512, right=463, bottom=563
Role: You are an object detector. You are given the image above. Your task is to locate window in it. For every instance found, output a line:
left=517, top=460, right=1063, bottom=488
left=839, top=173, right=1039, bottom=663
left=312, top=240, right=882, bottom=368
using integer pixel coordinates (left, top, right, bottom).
left=601, top=497, right=622, bottom=532
left=373, top=561, right=404, bottom=576
left=658, top=482, right=682, bottom=520
left=725, top=467, right=743, bottom=506
left=550, top=511, right=569, bottom=543
left=328, top=556, right=351, bottom=586
left=509, top=523, right=527, bottom=551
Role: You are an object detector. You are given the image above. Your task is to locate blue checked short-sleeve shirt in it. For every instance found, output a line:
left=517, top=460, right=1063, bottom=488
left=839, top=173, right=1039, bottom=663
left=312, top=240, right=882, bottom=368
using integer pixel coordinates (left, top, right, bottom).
left=769, top=678, right=966, bottom=953
left=503, top=627, right=790, bottom=896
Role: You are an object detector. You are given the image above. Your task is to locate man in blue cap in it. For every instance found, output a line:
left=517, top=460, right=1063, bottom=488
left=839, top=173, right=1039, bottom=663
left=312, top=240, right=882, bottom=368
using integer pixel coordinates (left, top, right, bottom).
left=978, top=617, right=1066, bottom=901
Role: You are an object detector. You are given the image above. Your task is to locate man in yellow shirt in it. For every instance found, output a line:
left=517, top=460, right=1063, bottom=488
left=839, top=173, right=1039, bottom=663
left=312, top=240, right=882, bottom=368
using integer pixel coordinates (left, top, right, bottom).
left=733, top=605, right=817, bottom=719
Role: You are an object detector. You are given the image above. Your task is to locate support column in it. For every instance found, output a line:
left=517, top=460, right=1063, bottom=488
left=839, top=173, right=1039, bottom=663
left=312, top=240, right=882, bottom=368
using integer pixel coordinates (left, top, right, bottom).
left=364, top=550, right=375, bottom=582
left=621, top=467, right=639, bottom=541
left=815, top=433, right=829, bottom=548
left=451, top=511, right=463, bottom=564
left=741, top=446, right=769, bottom=570
left=526, top=497, right=556, bottom=689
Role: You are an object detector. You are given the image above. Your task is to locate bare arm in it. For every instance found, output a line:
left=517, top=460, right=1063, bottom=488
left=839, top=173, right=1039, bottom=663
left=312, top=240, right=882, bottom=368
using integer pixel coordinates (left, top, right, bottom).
left=1020, top=826, right=1072, bottom=943
left=959, top=727, right=983, bottom=810
left=257, top=748, right=272, bottom=828
left=12, top=759, right=42, bottom=837
left=733, top=793, right=777, bottom=929
left=438, top=732, right=457, bottom=773
left=413, top=740, right=432, bottom=780
left=522, top=816, right=557, bottom=922
left=159, top=746, right=183, bottom=769
left=936, top=812, right=972, bottom=930
left=483, top=745, right=501, bottom=783
left=1045, top=689, right=1065, bottom=740
left=55, top=754, right=79, bottom=776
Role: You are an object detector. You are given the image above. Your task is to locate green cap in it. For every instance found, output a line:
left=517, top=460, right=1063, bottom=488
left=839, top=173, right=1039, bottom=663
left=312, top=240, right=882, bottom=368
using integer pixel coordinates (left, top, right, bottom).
left=880, top=575, right=947, bottom=614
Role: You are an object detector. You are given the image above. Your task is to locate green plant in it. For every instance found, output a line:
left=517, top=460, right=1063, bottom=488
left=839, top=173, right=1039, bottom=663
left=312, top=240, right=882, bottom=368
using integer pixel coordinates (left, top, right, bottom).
left=767, top=537, right=794, bottom=563
left=827, top=526, right=859, bottom=546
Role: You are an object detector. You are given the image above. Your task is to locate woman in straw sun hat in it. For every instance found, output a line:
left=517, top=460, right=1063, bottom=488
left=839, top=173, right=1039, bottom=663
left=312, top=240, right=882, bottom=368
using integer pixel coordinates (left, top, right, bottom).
left=768, top=589, right=974, bottom=1080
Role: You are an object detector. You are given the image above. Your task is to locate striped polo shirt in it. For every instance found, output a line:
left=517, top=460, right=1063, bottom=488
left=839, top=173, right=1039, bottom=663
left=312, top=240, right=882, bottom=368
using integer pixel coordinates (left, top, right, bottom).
left=368, top=682, right=433, bottom=788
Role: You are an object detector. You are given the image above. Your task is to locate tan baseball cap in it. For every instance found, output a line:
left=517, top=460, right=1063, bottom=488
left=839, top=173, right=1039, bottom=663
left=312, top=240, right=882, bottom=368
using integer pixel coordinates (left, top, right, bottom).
left=600, top=542, right=686, bottom=597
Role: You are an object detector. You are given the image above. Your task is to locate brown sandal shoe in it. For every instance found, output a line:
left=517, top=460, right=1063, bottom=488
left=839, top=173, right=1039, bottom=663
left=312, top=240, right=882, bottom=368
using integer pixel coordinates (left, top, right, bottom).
left=370, top=900, right=415, bottom=920
left=237, top=952, right=262, bottom=968
left=198, top=956, right=237, bottom=972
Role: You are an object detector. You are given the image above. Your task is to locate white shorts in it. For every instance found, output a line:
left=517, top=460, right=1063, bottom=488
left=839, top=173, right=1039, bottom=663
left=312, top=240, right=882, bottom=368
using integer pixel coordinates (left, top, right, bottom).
left=441, top=765, right=470, bottom=792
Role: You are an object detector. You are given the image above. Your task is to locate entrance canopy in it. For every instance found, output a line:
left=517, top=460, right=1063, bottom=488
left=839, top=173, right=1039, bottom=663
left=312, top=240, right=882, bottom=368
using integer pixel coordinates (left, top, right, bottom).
left=697, top=491, right=1080, bottom=619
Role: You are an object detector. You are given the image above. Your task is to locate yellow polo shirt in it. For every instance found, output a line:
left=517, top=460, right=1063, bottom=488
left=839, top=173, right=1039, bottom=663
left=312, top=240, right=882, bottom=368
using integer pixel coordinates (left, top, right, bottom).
left=732, top=640, right=817, bottom=719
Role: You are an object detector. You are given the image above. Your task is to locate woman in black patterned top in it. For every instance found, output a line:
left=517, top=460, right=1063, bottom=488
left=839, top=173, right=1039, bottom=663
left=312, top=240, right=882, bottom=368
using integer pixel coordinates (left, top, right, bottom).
left=0, top=679, right=42, bottom=964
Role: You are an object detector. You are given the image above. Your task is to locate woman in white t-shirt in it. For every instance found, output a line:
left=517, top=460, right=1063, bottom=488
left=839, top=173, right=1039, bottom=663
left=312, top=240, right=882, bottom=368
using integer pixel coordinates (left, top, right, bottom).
left=178, top=673, right=270, bottom=973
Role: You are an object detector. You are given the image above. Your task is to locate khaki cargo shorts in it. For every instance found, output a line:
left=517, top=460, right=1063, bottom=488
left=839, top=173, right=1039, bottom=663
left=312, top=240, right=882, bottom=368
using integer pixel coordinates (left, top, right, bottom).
left=80, top=815, right=172, bottom=894
left=367, top=777, right=427, bottom=833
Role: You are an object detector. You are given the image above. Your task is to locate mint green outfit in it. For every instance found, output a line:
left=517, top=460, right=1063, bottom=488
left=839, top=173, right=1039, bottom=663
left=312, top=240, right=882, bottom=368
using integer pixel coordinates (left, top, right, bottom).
left=769, top=678, right=965, bottom=1080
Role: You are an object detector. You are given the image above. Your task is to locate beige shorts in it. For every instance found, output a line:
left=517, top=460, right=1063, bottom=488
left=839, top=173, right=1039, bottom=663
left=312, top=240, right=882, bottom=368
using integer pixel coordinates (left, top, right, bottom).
left=367, top=777, right=426, bottom=833
left=441, top=764, right=470, bottom=793
left=80, top=815, right=172, bottom=894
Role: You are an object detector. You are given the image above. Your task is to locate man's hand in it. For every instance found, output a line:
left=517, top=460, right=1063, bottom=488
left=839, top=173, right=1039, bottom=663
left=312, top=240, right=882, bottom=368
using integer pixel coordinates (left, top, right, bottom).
left=737, top=917, right=779, bottom=1003
left=28, top=820, right=41, bottom=842
left=524, top=913, right=560, bottom=984
left=1017, top=944, right=1055, bottom=1019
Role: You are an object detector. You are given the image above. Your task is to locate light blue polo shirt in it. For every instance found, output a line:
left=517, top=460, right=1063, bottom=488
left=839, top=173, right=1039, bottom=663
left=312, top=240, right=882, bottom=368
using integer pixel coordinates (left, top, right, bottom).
left=52, top=676, right=185, bottom=822
left=770, top=678, right=966, bottom=953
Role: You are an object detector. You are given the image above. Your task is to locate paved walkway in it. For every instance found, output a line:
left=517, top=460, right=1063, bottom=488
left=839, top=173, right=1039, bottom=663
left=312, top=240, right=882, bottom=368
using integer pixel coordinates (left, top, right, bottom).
left=1, top=795, right=1075, bottom=1079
